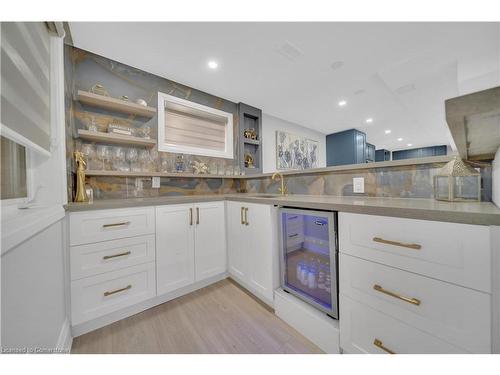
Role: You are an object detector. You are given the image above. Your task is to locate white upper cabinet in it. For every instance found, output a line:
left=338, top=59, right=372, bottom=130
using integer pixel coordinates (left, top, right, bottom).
left=194, top=201, right=227, bottom=281
left=156, top=204, right=195, bottom=295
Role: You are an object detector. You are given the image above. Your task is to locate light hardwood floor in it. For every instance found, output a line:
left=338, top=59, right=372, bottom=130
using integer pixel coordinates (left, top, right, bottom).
left=71, top=279, right=323, bottom=354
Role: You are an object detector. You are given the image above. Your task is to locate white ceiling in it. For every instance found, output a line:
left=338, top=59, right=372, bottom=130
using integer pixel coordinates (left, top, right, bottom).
left=69, top=22, right=500, bottom=151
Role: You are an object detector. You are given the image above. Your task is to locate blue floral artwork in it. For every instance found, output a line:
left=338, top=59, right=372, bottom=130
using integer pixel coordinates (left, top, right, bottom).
left=276, top=131, right=319, bottom=170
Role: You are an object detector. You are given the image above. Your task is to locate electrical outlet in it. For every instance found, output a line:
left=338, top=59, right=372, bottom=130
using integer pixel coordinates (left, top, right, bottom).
left=152, top=176, right=160, bottom=188
left=353, top=177, right=365, bottom=193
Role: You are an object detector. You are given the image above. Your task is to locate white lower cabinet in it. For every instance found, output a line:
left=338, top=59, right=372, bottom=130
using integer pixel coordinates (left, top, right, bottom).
left=338, top=212, right=493, bottom=354
left=226, top=201, right=277, bottom=305
left=340, top=294, right=464, bottom=354
left=156, top=201, right=226, bottom=296
left=71, top=262, right=156, bottom=325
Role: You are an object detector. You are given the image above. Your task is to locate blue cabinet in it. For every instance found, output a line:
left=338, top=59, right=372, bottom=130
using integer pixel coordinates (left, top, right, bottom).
left=392, top=145, right=447, bottom=160
left=375, top=149, right=391, bottom=162
left=326, top=129, right=367, bottom=166
left=366, top=143, right=376, bottom=162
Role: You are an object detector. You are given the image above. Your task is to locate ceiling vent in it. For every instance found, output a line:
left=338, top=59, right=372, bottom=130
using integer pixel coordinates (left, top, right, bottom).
left=276, top=41, right=303, bottom=62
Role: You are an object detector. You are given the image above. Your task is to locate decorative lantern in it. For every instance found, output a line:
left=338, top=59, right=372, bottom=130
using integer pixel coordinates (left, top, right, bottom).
left=433, top=157, right=481, bottom=202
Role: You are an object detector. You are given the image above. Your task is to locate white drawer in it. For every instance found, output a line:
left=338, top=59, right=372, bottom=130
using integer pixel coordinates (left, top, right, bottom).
left=339, top=295, right=465, bottom=354
left=71, top=235, right=156, bottom=280
left=70, top=207, right=155, bottom=245
left=340, top=254, right=491, bottom=353
left=339, top=212, right=491, bottom=292
left=71, top=262, right=156, bottom=325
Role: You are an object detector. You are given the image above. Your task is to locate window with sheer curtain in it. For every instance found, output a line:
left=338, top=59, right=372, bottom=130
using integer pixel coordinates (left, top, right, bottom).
left=157, top=92, right=234, bottom=159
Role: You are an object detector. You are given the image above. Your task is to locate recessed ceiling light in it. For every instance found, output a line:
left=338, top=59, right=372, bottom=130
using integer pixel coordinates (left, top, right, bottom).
left=207, top=60, right=218, bottom=69
left=407, top=143, right=413, bottom=147
left=331, top=61, right=344, bottom=70
left=397, top=137, right=403, bottom=142
left=366, top=118, right=374, bottom=124
left=338, top=100, right=347, bottom=107
left=384, top=129, right=391, bottom=134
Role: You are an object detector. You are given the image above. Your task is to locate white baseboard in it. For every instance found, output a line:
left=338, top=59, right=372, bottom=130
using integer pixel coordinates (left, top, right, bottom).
left=56, top=318, right=73, bottom=354
left=274, top=288, right=340, bottom=354
left=72, top=272, right=228, bottom=337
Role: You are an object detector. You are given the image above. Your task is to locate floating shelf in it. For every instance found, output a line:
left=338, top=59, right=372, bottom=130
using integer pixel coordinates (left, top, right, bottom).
left=77, top=129, right=157, bottom=148
left=85, top=170, right=240, bottom=179
left=76, top=90, right=157, bottom=118
left=243, top=138, right=260, bottom=145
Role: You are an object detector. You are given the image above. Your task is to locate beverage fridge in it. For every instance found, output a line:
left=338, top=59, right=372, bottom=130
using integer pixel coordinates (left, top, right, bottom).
left=279, top=208, right=339, bottom=318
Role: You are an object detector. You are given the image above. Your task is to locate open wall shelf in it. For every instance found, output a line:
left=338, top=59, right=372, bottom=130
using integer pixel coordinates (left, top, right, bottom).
left=76, top=90, right=157, bottom=118
left=77, top=129, right=157, bottom=147
left=85, top=170, right=240, bottom=179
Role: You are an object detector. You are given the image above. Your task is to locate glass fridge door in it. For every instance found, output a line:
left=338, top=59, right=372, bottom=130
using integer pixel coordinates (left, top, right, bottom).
left=280, top=208, right=337, bottom=317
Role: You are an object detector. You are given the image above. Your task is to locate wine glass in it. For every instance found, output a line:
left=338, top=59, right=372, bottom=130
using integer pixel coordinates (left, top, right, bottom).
left=126, top=148, right=139, bottom=172
left=112, top=146, right=128, bottom=171
left=96, top=145, right=109, bottom=170
left=139, top=149, right=152, bottom=172
left=80, top=143, right=95, bottom=169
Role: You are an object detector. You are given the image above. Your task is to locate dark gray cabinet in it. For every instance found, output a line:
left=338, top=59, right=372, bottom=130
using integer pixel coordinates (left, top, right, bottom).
left=375, top=149, right=391, bottom=162
left=326, top=129, right=367, bottom=166
left=366, top=143, right=376, bottom=163
left=238, top=102, right=262, bottom=174
left=392, top=145, right=447, bottom=160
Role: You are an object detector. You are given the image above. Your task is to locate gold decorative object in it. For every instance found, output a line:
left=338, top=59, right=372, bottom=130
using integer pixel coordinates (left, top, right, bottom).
left=89, top=83, right=109, bottom=97
left=74, top=151, right=88, bottom=202
left=121, top=95, right=129, bottom=101
left=433, top=157, right=481, bottom=202
left=244, top=128, right=257, bottom=140
left=192, top=160, right=209, bottom=174
left=244, top=153, right=255, bottom=168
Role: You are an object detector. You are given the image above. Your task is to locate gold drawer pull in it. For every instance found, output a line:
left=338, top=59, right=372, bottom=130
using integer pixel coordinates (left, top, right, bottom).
left=241, top=207, right=245, bottom=225
left=189, top=208, right=193, bottom=226
left=244, top=207, right=249, bottom=226
left=373, top=284, right=421, bottom=306
left=373, top=237, right=421, bottom=250
left=196, top=207, right=200, bottom=225
left=102, top=221, right=130, bottom=228
left=103, top=251, right=131, bottom=260
left=104, top=284, right=132, bottom=297
left=374, top=338, right=395, bottom=354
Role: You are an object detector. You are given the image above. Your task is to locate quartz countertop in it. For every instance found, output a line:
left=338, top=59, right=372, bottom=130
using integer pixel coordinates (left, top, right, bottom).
left=65, top=194, right=500, bottom=226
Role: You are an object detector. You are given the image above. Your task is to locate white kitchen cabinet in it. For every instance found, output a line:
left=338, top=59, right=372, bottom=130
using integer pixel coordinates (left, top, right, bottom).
left=194, top=201, right=227, bottom=281
left=156, top=202, right=226, bottom=296
left=156, top=204, right=195, bottom=295
left=226, top=201, right=277, bottom=305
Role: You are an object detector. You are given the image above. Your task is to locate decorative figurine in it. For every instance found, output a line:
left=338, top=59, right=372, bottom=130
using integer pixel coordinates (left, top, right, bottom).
left=244, top=153, right=255, bottom=168
left=89, top=83, right=109, bottom=97
left=192, top=160, right=209, bottom=174
left=243, top=128, right=257, bottom=140
left=74, top=151, right=89, bottom=202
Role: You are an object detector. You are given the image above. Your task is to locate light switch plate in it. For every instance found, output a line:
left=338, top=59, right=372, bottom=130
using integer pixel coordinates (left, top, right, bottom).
left=353, top=177, right=365, bottom=193
left=152, top=177, right=160, bottom=188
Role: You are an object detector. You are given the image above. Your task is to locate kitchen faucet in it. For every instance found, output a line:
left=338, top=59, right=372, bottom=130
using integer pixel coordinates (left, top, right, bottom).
left=272, top=172, right=288, bottom=195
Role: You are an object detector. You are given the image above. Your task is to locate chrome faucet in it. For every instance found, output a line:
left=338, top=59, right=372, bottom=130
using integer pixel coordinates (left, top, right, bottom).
left=272, top=172, right=288, bottom=195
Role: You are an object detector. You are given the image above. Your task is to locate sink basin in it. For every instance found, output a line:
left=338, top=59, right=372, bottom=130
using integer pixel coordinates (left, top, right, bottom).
left=248, top=194, right=281, bottom=198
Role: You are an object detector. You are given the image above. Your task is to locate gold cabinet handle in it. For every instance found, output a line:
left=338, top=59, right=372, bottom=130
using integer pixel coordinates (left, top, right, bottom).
left=102, top=221, right=130, bottom=228
left=103, top=284, right=131, bottom=297
left=196, top=207, right=200, bottom=225
left=373, top=237, right=421, bottom=250
left=373, top=338, right=395, bottom=354
left=373, top=284, right=421, bottom=306
left=241, top=207, right=245, bottom=225
left=189, top=208, right=193, bottom=226
left=103, top=251, right=131, bottom=260
left=244, top=207, right=249, bottom=226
